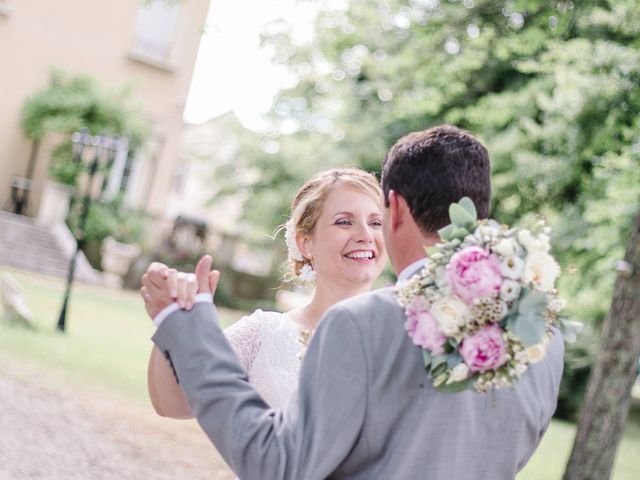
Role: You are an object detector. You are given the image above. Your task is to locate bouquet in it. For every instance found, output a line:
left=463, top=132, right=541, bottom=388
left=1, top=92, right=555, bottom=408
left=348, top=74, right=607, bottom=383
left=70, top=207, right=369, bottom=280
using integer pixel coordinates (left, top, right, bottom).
left=395, top=197, right=581, bottom=393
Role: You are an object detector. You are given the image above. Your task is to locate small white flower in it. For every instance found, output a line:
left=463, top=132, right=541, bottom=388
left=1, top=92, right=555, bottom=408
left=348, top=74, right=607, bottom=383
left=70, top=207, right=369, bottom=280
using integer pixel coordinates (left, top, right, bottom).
left=431, top=295, right=471, bottom=336
left=523, top=252, right=561, bottom=292
left=493, top=237, right=521, bottom=258
left=500, top=255, right=525, bottom=280
left=284, top=219, right=304, bottom=261
left=499, top=279, right=522, bottom=302
left=548, top=298, right=567, bottom=313
left=298, top=264, right=316, bottom=283
left=525, top=344, right=546, bottom=364
left=518, top=230, right=551, bottom=253
left=448, top=363, right=470, bottom=383
left=474, top=224, right=500, bottom=243
left=514, top=363, right=528, bottom=376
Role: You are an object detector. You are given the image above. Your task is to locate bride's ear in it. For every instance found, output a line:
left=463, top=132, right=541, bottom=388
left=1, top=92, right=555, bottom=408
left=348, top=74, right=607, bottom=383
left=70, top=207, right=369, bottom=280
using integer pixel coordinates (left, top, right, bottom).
left=296, top=231, right=313, bottom=261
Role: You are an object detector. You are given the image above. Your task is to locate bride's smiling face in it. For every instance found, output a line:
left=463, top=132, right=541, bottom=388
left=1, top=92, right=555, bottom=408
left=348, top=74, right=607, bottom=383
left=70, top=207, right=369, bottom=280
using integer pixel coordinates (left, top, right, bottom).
left=298, top=185, right=386, bottom=288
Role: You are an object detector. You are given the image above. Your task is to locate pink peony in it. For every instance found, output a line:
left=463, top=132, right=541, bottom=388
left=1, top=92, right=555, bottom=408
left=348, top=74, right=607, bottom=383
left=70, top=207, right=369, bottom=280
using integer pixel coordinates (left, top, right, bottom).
left=459, top=324, right=508, bottom=373
left=446, top=246, right=502, bottom=304
left=406, top=307, right=447, bottom=355
left=404, top=297, right=430, bottom=335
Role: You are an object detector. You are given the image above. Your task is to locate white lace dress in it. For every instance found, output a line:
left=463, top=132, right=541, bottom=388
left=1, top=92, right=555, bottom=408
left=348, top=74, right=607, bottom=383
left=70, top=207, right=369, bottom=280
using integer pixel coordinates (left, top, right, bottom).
left=224, top=309, right=304, bottom=409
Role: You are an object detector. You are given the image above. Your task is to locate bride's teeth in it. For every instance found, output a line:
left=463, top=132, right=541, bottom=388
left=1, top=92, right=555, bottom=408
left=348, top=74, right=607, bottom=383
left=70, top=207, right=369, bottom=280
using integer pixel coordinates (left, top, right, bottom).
left=346, top=251, right=374, bottom=259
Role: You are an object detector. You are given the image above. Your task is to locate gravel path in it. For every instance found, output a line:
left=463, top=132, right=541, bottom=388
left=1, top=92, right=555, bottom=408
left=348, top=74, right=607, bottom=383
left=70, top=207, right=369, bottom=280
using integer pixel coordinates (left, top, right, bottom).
left=0, top=358, right=235, bottom=480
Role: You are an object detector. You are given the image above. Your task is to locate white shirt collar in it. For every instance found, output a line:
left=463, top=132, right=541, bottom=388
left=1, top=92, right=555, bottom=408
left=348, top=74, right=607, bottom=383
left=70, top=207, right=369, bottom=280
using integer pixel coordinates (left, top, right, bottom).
left=396, top=257, right=428, bottom=284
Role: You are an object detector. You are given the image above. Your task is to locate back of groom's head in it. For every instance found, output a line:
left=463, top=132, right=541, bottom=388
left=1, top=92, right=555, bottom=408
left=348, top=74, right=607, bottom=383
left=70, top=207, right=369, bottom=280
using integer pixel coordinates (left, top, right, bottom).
left=381, top=125, right=491, bottom=234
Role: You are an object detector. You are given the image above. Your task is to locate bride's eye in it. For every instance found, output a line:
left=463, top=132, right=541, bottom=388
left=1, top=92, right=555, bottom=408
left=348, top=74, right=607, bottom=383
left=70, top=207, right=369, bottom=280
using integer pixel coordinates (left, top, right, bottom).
left=335, top=219, right=352, bottom=226
left=370, top=219, right=383, bottom=228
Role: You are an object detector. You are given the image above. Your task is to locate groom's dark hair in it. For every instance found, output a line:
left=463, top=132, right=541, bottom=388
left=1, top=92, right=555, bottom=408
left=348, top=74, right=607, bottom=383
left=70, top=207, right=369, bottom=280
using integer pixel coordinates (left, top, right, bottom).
left=381, top=125, right=491, bottom=233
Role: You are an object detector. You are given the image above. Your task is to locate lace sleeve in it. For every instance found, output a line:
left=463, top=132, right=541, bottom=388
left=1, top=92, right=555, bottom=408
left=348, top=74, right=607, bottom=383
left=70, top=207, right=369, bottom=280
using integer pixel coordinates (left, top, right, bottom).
left=223, top=311, right=263, bottom=373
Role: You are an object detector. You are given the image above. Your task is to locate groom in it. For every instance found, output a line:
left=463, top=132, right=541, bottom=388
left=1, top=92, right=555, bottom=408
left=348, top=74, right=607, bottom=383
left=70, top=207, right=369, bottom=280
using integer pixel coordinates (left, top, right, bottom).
left=146, top=125, right=564, bottom=479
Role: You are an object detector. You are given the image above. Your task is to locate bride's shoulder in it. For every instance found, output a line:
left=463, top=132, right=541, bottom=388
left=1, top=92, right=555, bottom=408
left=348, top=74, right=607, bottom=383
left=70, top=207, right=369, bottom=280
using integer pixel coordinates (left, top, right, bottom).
left=234, top=309, right=290, bottom=330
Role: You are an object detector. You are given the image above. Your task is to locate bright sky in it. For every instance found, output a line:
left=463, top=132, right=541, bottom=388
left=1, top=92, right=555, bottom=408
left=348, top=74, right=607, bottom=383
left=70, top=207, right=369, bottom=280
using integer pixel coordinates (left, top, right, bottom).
left=183, top=0, right=317, bottom=129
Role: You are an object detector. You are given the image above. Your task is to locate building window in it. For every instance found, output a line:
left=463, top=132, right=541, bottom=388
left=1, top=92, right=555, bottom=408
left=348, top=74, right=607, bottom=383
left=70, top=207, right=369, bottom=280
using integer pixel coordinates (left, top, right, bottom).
left=130, top=0, right=179, bottom=66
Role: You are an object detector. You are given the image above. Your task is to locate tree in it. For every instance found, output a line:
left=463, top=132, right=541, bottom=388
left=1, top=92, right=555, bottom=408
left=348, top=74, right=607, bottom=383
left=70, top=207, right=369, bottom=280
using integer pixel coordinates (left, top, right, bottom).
left=21, top=68, right=149, bottom=187
left=235, top=0, right=639, bottom=417
left=563, top=207, right=640, bottom=479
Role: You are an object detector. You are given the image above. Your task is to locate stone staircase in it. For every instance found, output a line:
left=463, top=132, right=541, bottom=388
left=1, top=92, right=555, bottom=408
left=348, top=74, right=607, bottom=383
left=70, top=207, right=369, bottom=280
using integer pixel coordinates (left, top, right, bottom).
left=0, top=210, right=101, bottom=283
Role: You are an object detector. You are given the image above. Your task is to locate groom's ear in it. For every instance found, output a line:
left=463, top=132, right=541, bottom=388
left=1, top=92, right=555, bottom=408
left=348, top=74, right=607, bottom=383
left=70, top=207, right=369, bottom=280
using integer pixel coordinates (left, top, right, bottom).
left=388, top=190, right=407, bottom=233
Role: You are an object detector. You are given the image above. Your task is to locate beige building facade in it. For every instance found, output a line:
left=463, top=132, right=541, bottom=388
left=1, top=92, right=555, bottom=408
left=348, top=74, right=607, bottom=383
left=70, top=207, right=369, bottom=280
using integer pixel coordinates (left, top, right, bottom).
left=0, top=0, right=209, bottom=217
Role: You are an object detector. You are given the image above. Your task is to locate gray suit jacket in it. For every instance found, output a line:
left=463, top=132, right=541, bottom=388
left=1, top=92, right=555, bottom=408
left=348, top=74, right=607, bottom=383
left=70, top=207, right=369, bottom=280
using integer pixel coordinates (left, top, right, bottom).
left=152, top=286, right=564, bottom=480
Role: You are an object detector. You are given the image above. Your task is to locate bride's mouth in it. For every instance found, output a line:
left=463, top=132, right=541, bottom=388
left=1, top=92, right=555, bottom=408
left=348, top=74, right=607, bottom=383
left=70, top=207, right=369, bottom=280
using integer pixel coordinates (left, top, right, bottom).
left=343, top=250, right=376, bottom=262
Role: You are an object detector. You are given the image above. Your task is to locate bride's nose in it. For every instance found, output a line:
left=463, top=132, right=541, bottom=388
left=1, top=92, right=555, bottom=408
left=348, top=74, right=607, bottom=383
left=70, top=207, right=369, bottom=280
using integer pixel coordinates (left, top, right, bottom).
left=354, top=224, right=374, bottom=243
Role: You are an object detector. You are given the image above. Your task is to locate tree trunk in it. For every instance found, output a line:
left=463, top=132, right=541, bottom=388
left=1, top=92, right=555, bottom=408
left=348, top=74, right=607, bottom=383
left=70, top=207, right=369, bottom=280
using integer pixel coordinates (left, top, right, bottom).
left=563, top=208, right=640, bottom=480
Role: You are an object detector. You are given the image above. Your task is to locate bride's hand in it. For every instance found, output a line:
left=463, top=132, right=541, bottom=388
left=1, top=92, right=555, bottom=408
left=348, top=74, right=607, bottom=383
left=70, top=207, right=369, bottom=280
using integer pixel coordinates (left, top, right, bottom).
left=194, top=255, right=221, bottom=299
left=140, top=262, right=175, bottom=318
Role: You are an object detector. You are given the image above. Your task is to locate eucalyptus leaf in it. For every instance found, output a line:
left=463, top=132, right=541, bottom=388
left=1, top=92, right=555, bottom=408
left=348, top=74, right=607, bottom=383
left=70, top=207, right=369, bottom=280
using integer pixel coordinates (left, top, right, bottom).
left=451, top=227, right=471, bottom=240
left=438, top=224, right=454, bottom=241
left=559, top=319, right=584, bottom=343
left=425, top=245, right=439, bottom=256
left=446, top=353, right=463, bottom=368
left=450, top=203, right=476, bottom=227
left=519, top=290, right=548, bottom=315
left=422, top=349, right=433, bottom=368
left=514, top=312, right=546, bottom=346
left=458, top=197, right=478, bottom=221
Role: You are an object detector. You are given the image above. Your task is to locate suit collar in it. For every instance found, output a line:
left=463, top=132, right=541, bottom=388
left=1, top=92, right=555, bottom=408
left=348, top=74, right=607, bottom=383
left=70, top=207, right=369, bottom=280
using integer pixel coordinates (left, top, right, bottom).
left=396, top=257, right=428, bottom=284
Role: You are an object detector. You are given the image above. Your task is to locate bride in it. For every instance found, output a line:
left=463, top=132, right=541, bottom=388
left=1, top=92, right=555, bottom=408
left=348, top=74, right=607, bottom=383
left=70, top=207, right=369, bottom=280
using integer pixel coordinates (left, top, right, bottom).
left=143, top=168, right=387, bottom=414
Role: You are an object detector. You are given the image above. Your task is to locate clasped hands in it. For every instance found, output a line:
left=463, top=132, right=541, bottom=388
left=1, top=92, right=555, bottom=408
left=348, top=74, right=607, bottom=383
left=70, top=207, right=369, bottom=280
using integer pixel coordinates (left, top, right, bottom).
left=140, top=255, right=221, bottom=319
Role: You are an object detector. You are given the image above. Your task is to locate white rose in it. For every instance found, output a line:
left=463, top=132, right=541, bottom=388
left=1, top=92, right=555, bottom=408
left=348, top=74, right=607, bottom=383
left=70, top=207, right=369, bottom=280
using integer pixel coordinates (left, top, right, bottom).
left=500, top=255, right=525, bottom=280
left=493, top=237, right=520, bottom=257
left=447, top=363, right=470, bottom=383
left=525, top=344, right=546, bottom=364
left=518, top=230, right=551, bottom=253
left=500, top=279, right=522, bottom=302
left=431, top=295, right=471, bottom=336
left=523, top=252, right=561, bottom=292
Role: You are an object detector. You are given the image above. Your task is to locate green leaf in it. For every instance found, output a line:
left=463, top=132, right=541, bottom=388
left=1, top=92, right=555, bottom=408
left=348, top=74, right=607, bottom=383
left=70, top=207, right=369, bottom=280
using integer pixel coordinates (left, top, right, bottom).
left=425, top=245, right=439, bottom=256
left=451, top=226, right=471, bottom=240
left=514, top=312, right=546, bottom=346
left=559, top=318, right=584, bottom=343
left=438, top=224, right=454, bottom=241
left=450, top=203, right=476, bottom=228
left=437, top=378, right=474, bottom=393
left=519, top=290, right=547, bottom=315
left=422, top=349, right=432, bottom=368
left=431, top=355, right=448, bottom=376
left=458, top=197, right=478, bottom=221
left=446, top=353, right=463, bottom=368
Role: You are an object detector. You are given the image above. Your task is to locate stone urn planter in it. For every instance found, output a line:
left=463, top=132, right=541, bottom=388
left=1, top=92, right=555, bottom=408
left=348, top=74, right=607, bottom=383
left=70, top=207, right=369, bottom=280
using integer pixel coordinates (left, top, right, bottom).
left=36, top=180, right=74, bottom=226
left=101, top=236, right=141, bottom=288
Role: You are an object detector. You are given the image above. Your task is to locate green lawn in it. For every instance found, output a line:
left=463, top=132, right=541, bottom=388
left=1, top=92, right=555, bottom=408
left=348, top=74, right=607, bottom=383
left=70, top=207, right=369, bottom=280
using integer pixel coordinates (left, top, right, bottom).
left=0, top=267, right=241, bottom=403
left=2, top=267, right=639, bottom=478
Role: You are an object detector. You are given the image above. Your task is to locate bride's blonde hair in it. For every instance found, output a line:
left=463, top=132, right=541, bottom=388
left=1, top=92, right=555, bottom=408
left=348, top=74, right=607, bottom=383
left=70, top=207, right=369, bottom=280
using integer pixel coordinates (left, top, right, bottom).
left=281, top=167, right=382, bottom=282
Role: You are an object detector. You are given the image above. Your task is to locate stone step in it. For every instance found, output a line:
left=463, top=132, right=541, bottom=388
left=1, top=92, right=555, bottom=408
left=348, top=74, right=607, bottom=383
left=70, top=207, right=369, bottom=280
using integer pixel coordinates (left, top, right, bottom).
left=0, top=237, right=69, bottom=259
left=0, top=210, right=101, bottom=284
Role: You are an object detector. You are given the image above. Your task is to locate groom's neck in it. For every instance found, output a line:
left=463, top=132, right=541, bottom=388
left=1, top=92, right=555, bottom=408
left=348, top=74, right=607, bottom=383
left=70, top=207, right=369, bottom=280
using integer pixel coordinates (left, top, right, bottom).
left=392, top=231, right=439, bottom=275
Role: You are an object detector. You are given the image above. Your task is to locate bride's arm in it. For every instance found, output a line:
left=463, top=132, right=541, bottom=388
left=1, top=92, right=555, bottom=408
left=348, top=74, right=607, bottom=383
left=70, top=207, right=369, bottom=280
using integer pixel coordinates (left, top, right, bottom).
left=148, top=345, right=193, bottom=419
left=147, top=314, right=262, bottom=419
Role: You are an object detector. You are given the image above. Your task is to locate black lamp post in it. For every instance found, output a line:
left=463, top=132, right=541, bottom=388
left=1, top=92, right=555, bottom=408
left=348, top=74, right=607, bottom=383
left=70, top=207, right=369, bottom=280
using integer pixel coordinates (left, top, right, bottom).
left=56, top=129, right=124, bottom=332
